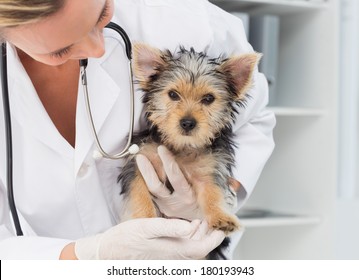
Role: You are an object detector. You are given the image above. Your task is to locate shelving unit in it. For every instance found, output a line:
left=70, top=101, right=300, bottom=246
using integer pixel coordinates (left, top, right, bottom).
left=210, top=0, right=339, bottom=259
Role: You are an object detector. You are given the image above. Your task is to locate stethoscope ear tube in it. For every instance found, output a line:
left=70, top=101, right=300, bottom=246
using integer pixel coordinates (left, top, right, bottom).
left=106, top=22, right=132, bottom=60
left=1, top=43, right=23, bottom=236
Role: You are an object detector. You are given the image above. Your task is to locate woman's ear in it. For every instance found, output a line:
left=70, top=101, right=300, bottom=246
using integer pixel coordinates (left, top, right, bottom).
left=132, top=42, right=166, bottom=86
left=220, top=52, right=262, bottom=100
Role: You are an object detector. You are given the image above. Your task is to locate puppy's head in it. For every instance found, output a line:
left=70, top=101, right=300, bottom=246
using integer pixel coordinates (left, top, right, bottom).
left=132, top=43, right=261, bottom=151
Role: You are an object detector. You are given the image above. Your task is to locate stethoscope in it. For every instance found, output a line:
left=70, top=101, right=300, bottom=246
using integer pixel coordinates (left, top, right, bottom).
left=0, top=22, right=138, bottom=236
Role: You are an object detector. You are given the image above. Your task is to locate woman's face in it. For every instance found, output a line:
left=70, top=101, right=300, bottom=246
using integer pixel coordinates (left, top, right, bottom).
left=5, top=0, right=114, bottom=66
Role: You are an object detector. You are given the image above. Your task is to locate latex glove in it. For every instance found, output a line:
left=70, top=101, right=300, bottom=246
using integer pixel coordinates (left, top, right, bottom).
left=75, top=218, right=225, bottom=260
left=136, top=146, right=202, bottom=220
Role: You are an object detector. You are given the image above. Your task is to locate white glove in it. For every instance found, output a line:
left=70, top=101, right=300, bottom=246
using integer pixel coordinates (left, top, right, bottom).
left=75, top=218, right=225, bottom=260
left=136, top=146, right=202, bottom=220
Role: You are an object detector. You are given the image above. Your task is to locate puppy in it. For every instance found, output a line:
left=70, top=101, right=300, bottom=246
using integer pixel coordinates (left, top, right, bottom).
left=118, top=43, right=260, bottom=257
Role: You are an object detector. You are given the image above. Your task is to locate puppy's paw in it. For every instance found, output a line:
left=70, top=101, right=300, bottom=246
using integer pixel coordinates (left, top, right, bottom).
left=208, top=213, right=240, bottom=234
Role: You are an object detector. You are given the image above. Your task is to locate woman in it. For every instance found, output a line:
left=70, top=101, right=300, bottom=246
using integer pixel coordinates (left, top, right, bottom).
left=0, top=0, right=275, bottom=259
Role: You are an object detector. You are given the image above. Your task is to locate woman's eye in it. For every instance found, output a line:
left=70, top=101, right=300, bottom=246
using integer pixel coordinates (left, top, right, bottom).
left=201, top=93, right=215, bottom=105
left=168, top=91, right=180, bottom=101
left=50, top=47, right=72, bottom=59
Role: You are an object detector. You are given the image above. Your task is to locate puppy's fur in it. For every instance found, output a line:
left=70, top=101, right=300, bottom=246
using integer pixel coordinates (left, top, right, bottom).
left=118, top=43, right=260, bottom=257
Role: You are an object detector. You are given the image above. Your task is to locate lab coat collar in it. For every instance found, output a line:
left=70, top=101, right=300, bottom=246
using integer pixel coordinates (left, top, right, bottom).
left=6, top=41, right=122, bottom=177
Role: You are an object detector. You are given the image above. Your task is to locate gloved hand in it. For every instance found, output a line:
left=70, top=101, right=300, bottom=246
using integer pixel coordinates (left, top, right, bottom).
left=136, top=146, right=238, bottom=220
left=75, top=218, right=225, bottom=260
left=136, top=145, right=202, bottom=220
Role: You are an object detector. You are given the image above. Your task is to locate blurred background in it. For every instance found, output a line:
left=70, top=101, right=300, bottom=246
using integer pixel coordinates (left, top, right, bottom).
left=210, top=0, right=359, bottom=259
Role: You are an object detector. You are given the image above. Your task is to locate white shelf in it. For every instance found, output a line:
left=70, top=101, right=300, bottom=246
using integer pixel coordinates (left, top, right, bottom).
left=210, top=0, right=329, bottom=15
left=268, top=106, right=326, bottom=117
left=240, top=215, right=321, bottom=228
left=237, top=208, right=321, bottom=228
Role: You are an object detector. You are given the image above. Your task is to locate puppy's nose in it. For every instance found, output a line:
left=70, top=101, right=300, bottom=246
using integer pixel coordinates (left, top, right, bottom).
left=180, top=118, right=197, bottom=132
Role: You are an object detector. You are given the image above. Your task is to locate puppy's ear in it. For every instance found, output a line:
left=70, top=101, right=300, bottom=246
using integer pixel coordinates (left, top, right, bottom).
left=132, top=42, right=165, bottom=85
left=221, top=53, right=262, bottom=100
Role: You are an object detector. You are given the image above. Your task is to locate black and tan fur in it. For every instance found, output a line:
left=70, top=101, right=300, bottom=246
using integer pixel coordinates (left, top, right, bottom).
left=118, top=43, right=260, bottom=244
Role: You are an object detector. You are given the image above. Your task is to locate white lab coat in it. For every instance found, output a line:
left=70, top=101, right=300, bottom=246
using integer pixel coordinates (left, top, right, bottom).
left=0, top=0, right=275, bottom=259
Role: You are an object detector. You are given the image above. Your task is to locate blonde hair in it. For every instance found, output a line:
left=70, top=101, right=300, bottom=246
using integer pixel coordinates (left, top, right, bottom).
left=0, top=0, right=64, bottom=28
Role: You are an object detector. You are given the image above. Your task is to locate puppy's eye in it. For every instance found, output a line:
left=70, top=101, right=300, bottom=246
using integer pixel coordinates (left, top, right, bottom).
left=201, top=94, right=215, bottom=105
left=168, top=91, right=180, bottom=101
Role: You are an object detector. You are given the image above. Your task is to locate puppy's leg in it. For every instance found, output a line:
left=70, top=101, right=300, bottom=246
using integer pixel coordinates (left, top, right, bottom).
left=129, top=169, right=157, bottom=219
left=195, top=180, right=240, bottom=234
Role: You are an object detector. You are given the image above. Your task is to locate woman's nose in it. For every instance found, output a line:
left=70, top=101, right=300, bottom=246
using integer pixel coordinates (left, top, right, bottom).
left=76, top=28, right=105, bottom=58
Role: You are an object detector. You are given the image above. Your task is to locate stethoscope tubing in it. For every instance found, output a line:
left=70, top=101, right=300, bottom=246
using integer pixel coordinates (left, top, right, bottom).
left=80, top=22, right=138, bottom=159
left=1, top=42, right=23, bottom=236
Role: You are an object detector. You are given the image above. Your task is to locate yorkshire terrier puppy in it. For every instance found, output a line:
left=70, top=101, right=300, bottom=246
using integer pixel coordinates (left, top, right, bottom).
left=118, top=42, right=260, bottom=249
